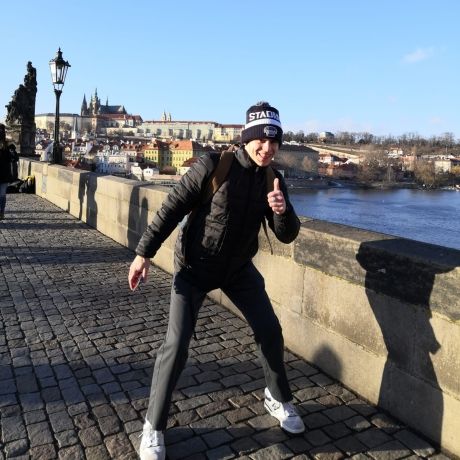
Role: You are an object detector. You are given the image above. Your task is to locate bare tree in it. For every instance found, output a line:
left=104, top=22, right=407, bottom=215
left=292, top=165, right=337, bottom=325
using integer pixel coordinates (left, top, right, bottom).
left=278, top=152, right=299, bottom=168
left=356, top=147, right=389, bottom=182
left=305, top=132, right=318, bottom=143
left=335, top=131, right=355, bottom=145
left=356, top=132, right=374, bottom=144
left=451, top=165, right=460, bottom=177
left=293, top=130, right=305, bottom=143
left=414, top=160, right=438, bottom=188
left=283, top=131, right=294, bottom=142
left=301, top=156, right=316, bottom=173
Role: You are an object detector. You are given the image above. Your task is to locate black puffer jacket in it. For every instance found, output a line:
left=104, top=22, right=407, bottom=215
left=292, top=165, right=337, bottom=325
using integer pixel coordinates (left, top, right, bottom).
left=0, top=147, right=18, bottom=183
left=136, top=148, right=300, bottom=273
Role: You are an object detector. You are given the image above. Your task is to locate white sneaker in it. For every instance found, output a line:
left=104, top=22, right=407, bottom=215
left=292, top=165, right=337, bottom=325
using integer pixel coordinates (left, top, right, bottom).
left=264, top=387, right=305, bottom=434
left=139, top=420, right=165, bottom=460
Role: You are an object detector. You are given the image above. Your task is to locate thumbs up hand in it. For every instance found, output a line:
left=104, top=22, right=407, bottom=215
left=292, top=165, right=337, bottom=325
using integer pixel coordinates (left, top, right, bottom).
left=267, top=177, right=286, bottom=215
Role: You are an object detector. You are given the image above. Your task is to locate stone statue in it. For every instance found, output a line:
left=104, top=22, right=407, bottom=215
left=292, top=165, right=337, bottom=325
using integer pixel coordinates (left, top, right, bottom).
left=4, top=62, right=37, bottom=156
left=5, top=62, right=37, bottom=125
left=0, top=124, right=5, bottom=144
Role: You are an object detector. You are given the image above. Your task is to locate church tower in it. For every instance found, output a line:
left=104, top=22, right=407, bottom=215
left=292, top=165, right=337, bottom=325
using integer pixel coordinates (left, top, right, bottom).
left=89, top=89, right=100, bottom=115
left=81, top=94, right=88, bottom=116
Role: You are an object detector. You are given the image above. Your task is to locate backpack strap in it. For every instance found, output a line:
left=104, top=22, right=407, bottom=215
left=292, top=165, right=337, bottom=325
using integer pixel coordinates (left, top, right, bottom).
left=185, top=149, right=235, bottom=233
left=205, top=148, right=275, bottom=202
left=202, top=149, right=234, bottom=203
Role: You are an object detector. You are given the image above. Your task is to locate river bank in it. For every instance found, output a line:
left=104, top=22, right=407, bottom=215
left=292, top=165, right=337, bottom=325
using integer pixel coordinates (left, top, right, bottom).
left=285, top=177, right=460, bottom=192
left=285, top=177, right=417, bottom=190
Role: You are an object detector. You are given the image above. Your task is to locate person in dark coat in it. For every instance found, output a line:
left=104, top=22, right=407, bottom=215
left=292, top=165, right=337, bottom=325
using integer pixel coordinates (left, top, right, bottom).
left=0, top=138, right=19, bottom=220
left=129, top=102, right=305, bottom=460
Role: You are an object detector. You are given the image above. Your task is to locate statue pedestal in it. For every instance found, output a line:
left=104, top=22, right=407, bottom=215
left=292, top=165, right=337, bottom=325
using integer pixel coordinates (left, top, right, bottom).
left=6, top=125, right=21, bottom=147
left=6, top=122, right=36, bottom=157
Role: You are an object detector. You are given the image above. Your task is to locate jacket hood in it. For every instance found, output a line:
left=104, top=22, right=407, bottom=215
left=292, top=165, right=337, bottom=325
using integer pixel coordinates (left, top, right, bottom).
left=235, top=147, right=259, bottom=170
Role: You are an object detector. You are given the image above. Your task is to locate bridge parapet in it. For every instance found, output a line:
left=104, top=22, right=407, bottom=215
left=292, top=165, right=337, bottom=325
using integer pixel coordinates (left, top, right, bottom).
left=19, top=159, right=460, bottom=457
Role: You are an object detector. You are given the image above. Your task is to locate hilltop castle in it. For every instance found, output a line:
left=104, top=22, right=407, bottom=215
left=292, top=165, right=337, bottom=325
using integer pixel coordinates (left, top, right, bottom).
left=35, top=89, right=242, bottom=143
left=80, top=89, right=127, bottom=117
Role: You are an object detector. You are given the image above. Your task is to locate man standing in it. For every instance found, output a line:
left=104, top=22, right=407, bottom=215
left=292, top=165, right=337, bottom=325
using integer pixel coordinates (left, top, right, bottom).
left=128, top=102, right=305, bottom=460
left=0, top=125, right=19, bottom=220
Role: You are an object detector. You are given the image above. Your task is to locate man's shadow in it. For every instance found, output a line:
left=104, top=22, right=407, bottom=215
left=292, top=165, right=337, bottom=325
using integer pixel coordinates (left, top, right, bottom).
left=356, top=238, right=458, bottom=447
left=78, top=171, right=98, bottom=227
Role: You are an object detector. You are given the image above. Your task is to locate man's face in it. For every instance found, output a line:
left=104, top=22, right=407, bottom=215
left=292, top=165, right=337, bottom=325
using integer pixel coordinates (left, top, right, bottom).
left=245, top=139, right=279, bottom=167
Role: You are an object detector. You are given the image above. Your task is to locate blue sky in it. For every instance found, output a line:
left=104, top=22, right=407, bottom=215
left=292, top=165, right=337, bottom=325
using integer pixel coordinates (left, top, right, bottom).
left=1, top=0, right=459, bottom=139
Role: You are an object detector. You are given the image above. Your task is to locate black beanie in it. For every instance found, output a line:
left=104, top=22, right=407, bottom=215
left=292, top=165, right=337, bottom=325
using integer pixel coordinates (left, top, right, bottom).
left=241, top=101, right=283, bottom=145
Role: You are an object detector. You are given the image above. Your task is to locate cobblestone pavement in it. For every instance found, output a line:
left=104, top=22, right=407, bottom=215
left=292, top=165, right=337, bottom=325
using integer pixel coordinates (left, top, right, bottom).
left=0, top=194, right=452, bottom=460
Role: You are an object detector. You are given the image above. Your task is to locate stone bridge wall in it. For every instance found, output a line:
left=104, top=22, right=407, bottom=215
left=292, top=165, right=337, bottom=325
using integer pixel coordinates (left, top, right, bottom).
left=19, top=160, right=460, bottom=457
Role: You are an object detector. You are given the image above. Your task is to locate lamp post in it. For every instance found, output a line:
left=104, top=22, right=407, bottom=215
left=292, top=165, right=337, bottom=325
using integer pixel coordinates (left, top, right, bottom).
left=49, top=48, right=70, bottom=164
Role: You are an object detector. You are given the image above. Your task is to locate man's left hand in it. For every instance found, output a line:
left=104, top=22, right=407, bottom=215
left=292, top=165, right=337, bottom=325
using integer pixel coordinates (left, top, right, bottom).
left=267, top=178, right=286, bottom=215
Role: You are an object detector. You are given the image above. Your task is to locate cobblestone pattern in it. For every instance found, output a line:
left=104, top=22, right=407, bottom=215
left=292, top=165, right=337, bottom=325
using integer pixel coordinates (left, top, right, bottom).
left=0, top=194, right=451, bottom=459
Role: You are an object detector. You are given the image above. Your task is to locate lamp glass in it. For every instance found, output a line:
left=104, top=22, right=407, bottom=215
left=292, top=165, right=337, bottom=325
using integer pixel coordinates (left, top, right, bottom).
left=49, top=48, right=70, bottom=90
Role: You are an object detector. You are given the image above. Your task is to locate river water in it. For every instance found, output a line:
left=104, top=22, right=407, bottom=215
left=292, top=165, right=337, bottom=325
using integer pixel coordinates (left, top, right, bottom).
left=289, top=187, right=460, bottom=251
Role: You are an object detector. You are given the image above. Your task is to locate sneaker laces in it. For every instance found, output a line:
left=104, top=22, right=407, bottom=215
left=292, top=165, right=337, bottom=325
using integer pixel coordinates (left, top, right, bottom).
left=281, top=401, right=299, bottom=418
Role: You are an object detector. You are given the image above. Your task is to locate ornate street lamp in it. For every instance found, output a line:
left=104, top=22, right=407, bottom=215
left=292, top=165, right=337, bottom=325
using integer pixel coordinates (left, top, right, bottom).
left=49, top=48, right=70, bottom=164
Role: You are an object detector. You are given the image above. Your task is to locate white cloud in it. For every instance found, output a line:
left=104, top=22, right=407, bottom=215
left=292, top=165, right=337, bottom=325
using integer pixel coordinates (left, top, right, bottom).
left=403, top=47, right=434, bottom=64
left=429, top=116, right=443, bottom=126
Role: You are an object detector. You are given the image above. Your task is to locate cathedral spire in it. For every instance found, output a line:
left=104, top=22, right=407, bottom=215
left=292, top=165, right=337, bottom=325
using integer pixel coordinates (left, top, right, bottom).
left=81, top=94, right=88, bottom=116
left=91, top=88, right=100, bottom=115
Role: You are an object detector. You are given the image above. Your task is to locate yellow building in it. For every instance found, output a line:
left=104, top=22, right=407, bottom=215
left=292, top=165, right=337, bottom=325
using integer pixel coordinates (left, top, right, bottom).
left=168, top=140, right=209, bottom=170
left=142, top=140, right=169, bottom=168
left=140, top=139, right=215, bottom=171
left=213, top=124, right=243, bottom=142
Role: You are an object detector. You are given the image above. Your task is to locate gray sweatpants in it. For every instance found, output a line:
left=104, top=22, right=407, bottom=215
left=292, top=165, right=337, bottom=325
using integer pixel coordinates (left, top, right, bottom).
left=146, top=261, right=292, bottom=430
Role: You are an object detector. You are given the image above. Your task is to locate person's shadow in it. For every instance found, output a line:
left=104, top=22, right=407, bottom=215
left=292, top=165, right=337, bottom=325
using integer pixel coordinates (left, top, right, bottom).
left=356, top=238, right=459, bottom=447
left=78, top=171, right=98, bottom=227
